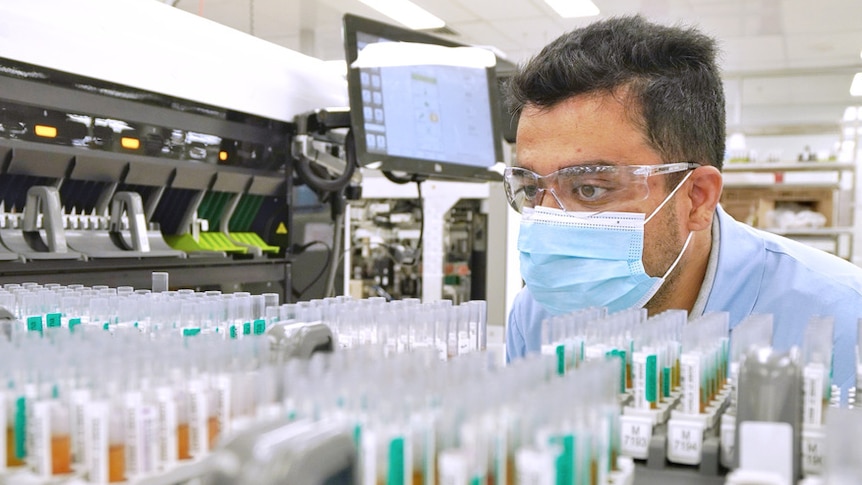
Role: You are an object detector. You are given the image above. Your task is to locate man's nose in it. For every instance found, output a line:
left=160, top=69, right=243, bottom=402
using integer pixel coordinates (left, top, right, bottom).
left=537, top=188, right=564, bottom=210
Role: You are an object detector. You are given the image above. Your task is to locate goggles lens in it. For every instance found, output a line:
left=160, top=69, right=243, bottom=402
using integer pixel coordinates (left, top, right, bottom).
left=503, top=162, right=698, bottom=213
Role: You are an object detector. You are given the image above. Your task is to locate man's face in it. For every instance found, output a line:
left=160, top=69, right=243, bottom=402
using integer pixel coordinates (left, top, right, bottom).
left=515, top=92, right=688, bottom=279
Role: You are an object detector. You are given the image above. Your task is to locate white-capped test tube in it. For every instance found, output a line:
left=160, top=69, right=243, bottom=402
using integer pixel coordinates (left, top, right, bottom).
left=857, top=319, right=862, bottom=401
left=802, top=316, right=834, bottom=426
left=232, top=292, right=253, bottom=337
left=680, top=318, right=704, bottom=415
left=0, top=291, right=16, bottom=316
left=823, top=408, right=862, bottom=483
left=261, top=293, right=279, bottom=324
left=250, top=295, right=266, bottom=335
left=59, top=293, right=82, bottom=331
left=729, top=314, right=774, bottom=410
left=467, top=300, right=487, bottom=352
left=152, top=272, right=169, bottom=293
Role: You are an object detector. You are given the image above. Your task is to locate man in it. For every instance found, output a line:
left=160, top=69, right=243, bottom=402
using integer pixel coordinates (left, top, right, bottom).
left=503, top=15, right=862, bottom=390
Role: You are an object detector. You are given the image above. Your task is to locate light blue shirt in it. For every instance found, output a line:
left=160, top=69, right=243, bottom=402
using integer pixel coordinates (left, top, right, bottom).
left=506, top=205, right=862, bottom=389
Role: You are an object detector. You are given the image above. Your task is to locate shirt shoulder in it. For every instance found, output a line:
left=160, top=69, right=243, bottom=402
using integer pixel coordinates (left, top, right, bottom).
left=710, top=207, right=862, bottom=319
left=506, top=287, right=552, bottom=361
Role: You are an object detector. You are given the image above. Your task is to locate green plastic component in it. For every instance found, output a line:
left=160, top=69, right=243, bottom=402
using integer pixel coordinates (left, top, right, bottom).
left=199, top=192, right=231, bottom=229
left=229, top=195, right=264, bottom=232
left=164, top=233, right=247, bottom=254
left=229, top=232, right=280, bottom=253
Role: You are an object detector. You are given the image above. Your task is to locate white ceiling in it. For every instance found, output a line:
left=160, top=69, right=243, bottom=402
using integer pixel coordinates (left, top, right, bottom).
left=173, top=0, right=862, bottom=137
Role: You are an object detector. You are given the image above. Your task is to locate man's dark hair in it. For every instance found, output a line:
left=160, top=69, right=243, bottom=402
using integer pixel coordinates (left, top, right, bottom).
left=507, top=15, right=726, bottom=171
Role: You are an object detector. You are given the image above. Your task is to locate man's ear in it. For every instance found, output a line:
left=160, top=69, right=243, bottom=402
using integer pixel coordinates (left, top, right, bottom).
left=685, top=165, right=722, bottom=231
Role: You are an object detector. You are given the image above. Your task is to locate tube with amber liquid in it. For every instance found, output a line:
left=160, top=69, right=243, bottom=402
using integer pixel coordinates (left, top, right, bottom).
left=5, top=392, right=26, bottom=468
left=175, top=389, right=191, bottom=461
left=51, top=402, right=72, bottom=475
left=107, top=405, right=125, bottom=483
left=207, top=390, right=219, bottom=451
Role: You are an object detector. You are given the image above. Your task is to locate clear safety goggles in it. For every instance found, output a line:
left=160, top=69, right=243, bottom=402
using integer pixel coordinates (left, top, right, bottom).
left=503, top=162, right=699, bottom=213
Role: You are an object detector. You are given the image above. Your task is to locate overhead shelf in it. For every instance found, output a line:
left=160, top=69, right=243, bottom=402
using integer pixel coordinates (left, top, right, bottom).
left=761, top=226, right=855, bottom=237
left=722, top=182, right=840, bottom=190
left=721, top=160, right=856, bottom=261
left=723, top=161, right=855, bottom=173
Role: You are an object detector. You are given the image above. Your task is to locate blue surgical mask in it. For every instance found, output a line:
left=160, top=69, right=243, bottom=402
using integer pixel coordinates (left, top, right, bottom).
left=517, top=172, right=693, bottom=315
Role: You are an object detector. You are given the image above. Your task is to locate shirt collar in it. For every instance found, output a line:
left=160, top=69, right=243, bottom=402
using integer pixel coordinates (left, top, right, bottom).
left=690, top=208, right=720, bottom=318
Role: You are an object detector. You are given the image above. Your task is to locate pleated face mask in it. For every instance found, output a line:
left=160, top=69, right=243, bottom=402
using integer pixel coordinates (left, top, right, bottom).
left=517, top=171, right=693, bottom=315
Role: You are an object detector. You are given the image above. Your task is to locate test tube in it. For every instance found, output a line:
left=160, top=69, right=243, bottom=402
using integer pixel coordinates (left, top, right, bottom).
left=802, top=316, right=834, bottom=426
left=470, top=300, right=487, bottom=351
left=823, top=408, right=862, bottom=484
left=857, top=319, right=862, bottom=401
left=108, top=403, right=126, bottom=483
left=734, top=346, right=802, bottom=480
left=152, top=272, right=169, bottom=293
left=50, top=400, right=72, bottom=475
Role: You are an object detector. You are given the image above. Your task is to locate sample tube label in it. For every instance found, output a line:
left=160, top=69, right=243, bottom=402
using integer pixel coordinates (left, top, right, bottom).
left=24, top=384, right=37, bottom=464
left=680, top=353, right=701, bottom=415
left=438, top=449, right=470, bottom=485
left=85, top=401, right=110, bottom=484
left=187, top=380, right=208, bottom=458
left=31, top=400, right=51, bottom=477
left=801, top=428, right=825, bottom=476
left=803, top=363, right=826, bottom=426
left=138, top=406, right=157, bottom=476
left=70, top=389, right=91, bottom=465
left=492, top=420, right=506, bottom=485
left=667, top=419, right=703, bottom=465
left=0, top=392, right=5, bottom=473
left=124, top=392, right=143, bottom=477
left=215, top=375, right=232, bottom=441
left=361, top=430, right=376, bottom=485
left=156, top=387, right=178, bottom=467
left=619, top=415, right=651, bottom=460
left=632, top=352, right=648, bottom=409
left=515, top=447, right=555, bottom=485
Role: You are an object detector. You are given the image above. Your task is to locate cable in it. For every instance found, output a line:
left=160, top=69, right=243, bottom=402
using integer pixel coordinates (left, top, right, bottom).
left=295, top=129, right=357, bottom=193
left=401, top=180, right=424, bottom=267
left=323, top=209, right=344, bottom=298
left=336, top=242, right=403, bottom=272
left=382, top=170, right=414, bottom=185
left=290, top=240, right=332, bottom=300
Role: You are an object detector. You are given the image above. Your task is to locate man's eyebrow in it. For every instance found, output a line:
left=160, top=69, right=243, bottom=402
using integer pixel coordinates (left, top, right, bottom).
left=515, top=159, right=620, bottom=172
left=551, top=160, right=620, bottom=171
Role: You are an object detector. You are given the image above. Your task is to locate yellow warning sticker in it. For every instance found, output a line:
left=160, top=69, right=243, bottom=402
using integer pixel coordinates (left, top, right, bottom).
left=276, top=222, right=288, bottom=234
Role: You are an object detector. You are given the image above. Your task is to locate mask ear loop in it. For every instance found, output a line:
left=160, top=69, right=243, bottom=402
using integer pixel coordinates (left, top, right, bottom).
left=645, top=170, right=694, bottom=224
left=655, top=169, right=696, bottom=278
left=661, top=231, right=693, bottom=279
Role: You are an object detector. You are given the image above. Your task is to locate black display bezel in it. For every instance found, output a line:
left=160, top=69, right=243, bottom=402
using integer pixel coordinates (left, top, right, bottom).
left=343, top=13, right=506, bottom=182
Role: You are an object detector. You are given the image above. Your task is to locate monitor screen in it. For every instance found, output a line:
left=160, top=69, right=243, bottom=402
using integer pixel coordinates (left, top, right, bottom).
left=343, top=14, right=507, bottom=182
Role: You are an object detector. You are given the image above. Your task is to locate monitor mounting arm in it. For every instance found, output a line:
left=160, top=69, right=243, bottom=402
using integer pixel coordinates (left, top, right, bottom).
left=291, top=108, right=361, bottom=194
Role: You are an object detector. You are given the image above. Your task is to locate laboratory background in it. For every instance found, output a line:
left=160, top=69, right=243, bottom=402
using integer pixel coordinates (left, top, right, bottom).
left=0, top=0, right=861, bottom=484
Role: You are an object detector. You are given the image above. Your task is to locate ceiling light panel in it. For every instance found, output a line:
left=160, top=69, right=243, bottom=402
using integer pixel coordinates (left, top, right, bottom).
left=358, top=0, right=445, bottom=30
left=543, top=0, right=599, bottom=18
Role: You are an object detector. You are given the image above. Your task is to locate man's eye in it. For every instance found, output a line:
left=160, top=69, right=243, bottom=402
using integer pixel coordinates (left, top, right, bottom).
left=573, top=184, right=608, bottom=201
left=523, top=184, right=539, bottom=199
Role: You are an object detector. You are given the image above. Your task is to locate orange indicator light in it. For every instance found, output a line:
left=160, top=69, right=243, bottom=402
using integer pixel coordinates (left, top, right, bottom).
left=121, top=137, right=140, bottom=150
left=34, top=125, right=58, bottom=138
